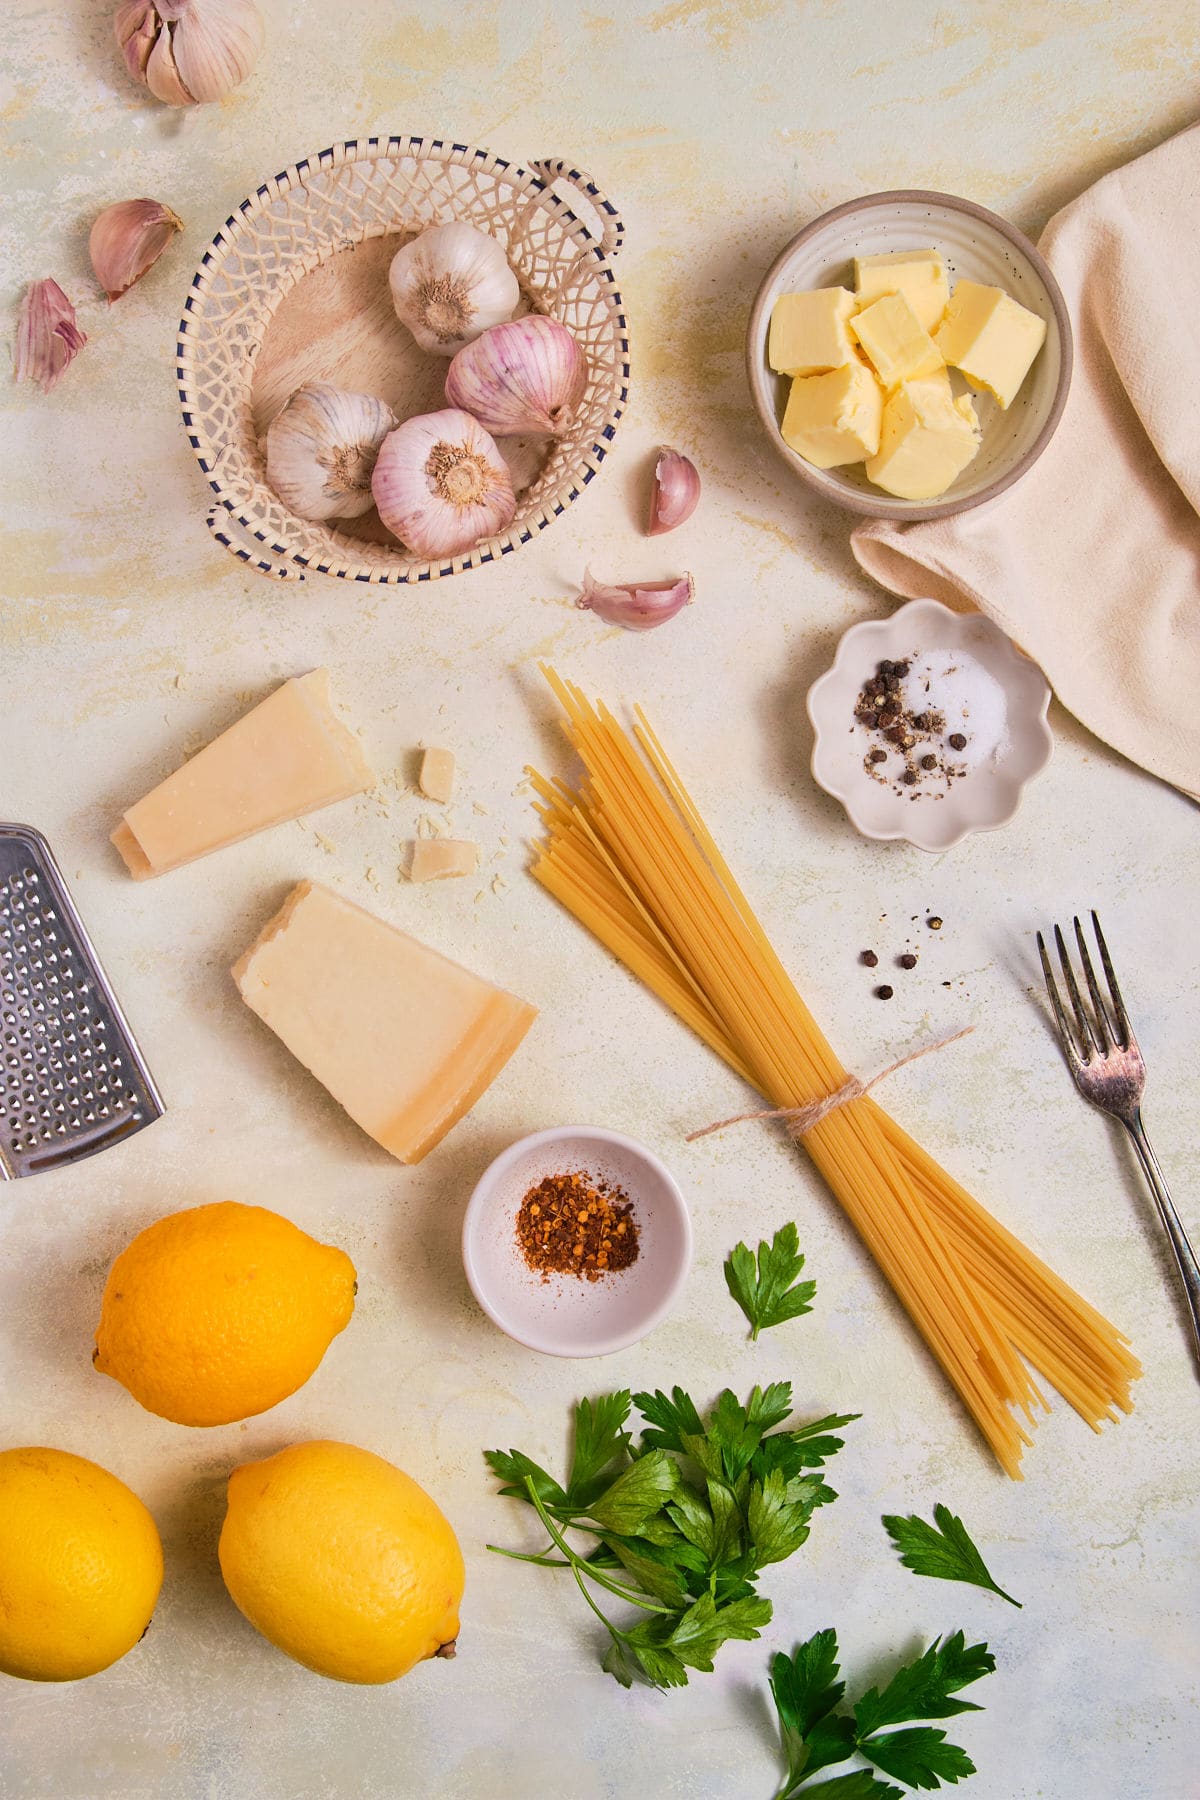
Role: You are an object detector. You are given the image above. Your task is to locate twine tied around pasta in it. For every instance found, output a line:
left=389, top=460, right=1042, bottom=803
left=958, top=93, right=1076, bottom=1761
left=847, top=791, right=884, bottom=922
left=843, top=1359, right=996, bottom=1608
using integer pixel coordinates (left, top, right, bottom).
left=686, top=1025, right=975, bottom=1144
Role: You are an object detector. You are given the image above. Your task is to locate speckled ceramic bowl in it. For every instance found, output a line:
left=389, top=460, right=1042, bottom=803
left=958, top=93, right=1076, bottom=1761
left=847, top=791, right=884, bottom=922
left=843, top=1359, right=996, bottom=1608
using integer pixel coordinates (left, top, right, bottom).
left=807, top=598, right=1054, bottom=851
left=746, top=190, right=1073, bottom=521
left=462, top=1126, right=692, bottom=1357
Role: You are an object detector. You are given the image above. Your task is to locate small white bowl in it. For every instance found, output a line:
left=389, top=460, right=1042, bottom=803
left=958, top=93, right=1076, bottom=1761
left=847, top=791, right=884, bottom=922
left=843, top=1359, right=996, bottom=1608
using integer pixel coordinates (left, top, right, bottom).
left=746, top=189, right=1073, bottom=521
left=462, top=1126, right=693, bottom=1357
left=807, top=599, right=1053, bottom=852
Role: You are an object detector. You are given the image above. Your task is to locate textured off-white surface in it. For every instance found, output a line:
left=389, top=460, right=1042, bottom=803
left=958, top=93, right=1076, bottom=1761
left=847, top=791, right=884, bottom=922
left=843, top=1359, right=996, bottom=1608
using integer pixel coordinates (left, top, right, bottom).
left=1, top=3, right=1198, bottom=1797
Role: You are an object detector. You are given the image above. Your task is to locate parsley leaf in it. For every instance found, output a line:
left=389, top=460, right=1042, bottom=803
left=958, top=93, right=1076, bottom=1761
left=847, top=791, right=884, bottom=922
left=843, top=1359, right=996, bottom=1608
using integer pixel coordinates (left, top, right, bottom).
left=882, top=1505, right=1022, bottom=1609
left=583, top=1449, right=679, bottom=1533
left=482, top=1447, right=566, bottom=1510
left=633, top=1385, right=704, bottom=1455
left=858, top=1728, right=976, bottom=1790
left=567, top=1391, right=631, bottom=1506
left=854, top=1634, right=994, bottom=1737
left=725, top=1221, right=817, bottom=1339
left=767, top=1629, right=994, bottom=1797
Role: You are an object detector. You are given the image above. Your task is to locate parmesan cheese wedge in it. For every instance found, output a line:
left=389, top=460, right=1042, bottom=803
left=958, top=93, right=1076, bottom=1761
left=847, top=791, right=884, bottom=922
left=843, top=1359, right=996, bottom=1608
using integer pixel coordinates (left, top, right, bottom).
left=112, top=670, right=374, bottom=879
left=418, top=747, right=456, bottom=804
left=232, top=881, right=536, bottom=1163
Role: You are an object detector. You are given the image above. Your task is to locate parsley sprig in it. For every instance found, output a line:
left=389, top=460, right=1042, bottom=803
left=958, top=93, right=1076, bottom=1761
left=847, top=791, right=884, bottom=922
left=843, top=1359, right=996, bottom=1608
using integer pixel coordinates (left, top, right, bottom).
left=769, top=1627, right=995, bottom=1797
left=725, top=1221, right=817, bottom=1339
left=486, top=1384, right=857, bottom=1689
left=882, top=1504, right=1022, bottom=1609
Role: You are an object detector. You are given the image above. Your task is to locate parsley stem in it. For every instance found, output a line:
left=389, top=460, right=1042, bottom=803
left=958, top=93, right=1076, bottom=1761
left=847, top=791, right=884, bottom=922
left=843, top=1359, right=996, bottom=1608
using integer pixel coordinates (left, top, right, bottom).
left=524, top=1479, right=672, bottom=1616
left=485, top=1544, right=572, bottom=1568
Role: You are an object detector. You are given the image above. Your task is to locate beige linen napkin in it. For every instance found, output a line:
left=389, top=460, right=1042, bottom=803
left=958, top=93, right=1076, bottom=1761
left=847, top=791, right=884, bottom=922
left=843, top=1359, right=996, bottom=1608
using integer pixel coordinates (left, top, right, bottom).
left=851, top=122, right=1200, bottom=801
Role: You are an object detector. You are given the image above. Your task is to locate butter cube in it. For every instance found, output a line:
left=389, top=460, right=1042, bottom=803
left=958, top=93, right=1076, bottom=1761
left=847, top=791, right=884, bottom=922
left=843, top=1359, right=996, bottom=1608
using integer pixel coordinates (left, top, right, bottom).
left=781, top=359, right=883, bottom=468
left=768, top=287, right=857, bottom=376
left=849, top=292, right=943, bottom=389
left=866, top=373, right=981, bottom=500
left=935, top=281, right=1047, bottom=409
left=854, top=248, right=949, bottom=333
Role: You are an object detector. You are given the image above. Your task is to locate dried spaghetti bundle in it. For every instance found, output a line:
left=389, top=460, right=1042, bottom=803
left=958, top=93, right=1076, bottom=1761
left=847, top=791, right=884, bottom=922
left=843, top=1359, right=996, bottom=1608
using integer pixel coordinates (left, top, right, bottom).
left=529, top=669, right=1140, bottom=1477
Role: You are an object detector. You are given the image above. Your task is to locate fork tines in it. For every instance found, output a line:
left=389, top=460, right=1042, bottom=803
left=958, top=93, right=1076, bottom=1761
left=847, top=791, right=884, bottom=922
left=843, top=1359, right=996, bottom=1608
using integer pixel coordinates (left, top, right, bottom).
left=1037, top=910, right=1134, bottom=1065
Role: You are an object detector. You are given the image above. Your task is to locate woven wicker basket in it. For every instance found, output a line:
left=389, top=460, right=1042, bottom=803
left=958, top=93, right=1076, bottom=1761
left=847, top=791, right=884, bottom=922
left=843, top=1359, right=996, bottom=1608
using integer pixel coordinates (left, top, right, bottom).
left=176, top=138, right=630, bottom=583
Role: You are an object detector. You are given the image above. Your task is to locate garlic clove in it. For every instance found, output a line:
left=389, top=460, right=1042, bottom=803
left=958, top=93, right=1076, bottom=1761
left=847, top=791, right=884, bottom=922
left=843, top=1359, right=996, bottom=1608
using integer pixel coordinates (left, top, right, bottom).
left=14, top=279, right=88, bottom=393
left=266, top=384, right=398, bottom=522
left=576, top=569, right=695, bottom=632
left=144, top=18, right=194, bottom=102
left=114, top=0, right=159, bottom=80
left=371, top=408, right=516, bottom=561
left=389, top=222, right=520, bottom=357
left=89, top=199, right=184, bottom=302
left=647, top=446, right=701, bottom=536
left=445, top=315, right=586, bottom=438
left=165, top=0, right=265, bottom=105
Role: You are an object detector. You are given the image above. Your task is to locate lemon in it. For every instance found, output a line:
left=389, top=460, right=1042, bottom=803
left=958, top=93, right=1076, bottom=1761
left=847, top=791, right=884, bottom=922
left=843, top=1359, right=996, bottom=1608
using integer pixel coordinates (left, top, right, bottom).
left=0, top=1446, right=163, bottom=1682
left=219, top=1440, right=464, bottom=1683
left=93, top=1201, right=356, bottom=1427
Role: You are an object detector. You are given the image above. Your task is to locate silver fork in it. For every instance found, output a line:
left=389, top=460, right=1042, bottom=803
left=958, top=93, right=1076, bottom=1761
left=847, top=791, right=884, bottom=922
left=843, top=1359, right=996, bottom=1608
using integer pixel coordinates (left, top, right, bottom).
left=1038, top=911, right=1200, bottom=1376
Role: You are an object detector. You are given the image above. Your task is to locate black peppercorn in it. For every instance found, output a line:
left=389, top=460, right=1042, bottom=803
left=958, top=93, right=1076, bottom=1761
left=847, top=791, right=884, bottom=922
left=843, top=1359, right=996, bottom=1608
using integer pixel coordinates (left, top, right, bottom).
left=948, top=732, right=967, bottom=751
left=868, top=747, right=887, bottom=764
left=861, top=950, right=879, bottom=968
left=920, top=754, right=937, bottom=771
left=927, top=916, right=943, bottom=931
left=901, top=769, right=918, bottom=785
left=875, top=984, right=894, bottom=1000
left=898, top=953, right=918, bottom=969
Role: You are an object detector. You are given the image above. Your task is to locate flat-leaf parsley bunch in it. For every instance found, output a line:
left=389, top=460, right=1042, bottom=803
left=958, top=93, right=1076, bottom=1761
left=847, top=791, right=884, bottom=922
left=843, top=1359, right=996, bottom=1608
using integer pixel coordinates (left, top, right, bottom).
left=486, top=1384, right=857, bottom=1689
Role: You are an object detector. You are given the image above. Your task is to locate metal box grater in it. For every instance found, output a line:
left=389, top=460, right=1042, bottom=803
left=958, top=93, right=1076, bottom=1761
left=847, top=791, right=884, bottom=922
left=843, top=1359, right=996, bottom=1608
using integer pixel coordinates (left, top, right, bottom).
left=0, top=824, right=164, bottom=1179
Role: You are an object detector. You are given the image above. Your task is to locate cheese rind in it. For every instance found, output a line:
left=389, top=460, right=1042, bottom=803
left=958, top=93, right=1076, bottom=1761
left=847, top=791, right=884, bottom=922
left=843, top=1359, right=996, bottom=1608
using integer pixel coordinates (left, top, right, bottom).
left=418, top=748, right=455, bottom=804
left=232, top=881, right=536, bottom=1164
left=865, top=374, right=981, bottom=500
left=849, top=292, right=943, bottom=389
left=853, top=249, right=949, bottom=333
left=768, top=287, right=857, bottom=376
left=781, top=359, right=883, bottom=468
left=113, top=671, right=374, bottom=879
left=934, top=280, right=1047, bottom=409
left=410, top=840, right=478, bottom=882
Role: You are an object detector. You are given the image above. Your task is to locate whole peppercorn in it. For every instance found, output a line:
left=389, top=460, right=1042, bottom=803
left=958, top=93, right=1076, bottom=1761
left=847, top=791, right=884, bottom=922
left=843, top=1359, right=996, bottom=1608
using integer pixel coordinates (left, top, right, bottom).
left=861, top=949, right=879, bottom=968
left=875, top=984, right=894, bottom=1000
left=898, top=952, right=918, bottom=969
left=927, top=916, right=943, bottom=931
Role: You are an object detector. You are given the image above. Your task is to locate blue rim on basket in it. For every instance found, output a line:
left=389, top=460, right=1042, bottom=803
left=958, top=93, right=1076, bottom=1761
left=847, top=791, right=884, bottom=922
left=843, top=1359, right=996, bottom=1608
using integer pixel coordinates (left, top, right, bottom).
left=176, top=137, right=632, bottom=583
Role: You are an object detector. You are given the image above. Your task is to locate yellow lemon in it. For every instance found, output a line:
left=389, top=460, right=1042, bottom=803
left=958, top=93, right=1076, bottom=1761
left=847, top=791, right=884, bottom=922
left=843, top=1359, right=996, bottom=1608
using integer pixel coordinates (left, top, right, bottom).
left=93, top=1201, right=356, bottom=1427
left=0, top=1446, right=163, bottom=1682
left=219, top=1440, right=464, bottom=1683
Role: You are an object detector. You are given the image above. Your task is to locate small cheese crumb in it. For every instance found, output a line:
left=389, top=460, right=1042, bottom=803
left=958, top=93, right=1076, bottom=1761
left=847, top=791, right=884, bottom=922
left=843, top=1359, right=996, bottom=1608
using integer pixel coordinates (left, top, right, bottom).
left=418, top=747, right=455, bottom=804
left=314, top=833, right=337, bottom=856
left=417, top=814, right=434, bottom=838
left=492, top=874, right=509, bottom=896
left=472, top=801, right=490, bottom=816
left=410, top=840, right=478, bottom=882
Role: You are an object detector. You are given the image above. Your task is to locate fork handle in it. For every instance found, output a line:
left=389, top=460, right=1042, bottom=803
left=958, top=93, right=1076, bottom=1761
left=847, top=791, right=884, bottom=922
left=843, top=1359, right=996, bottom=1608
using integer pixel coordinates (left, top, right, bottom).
left=1126, top=1113, right=1200, bottom=1379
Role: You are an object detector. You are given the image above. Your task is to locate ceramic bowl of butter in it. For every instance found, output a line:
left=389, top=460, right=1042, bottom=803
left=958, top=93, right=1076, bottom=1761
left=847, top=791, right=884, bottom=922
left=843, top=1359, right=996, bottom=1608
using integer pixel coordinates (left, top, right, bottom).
left=746, top=190, right=1072, bottom=521
left=462, top=1126, right=692, bottom=1357
left=807, top=598, right=1054, bottom=851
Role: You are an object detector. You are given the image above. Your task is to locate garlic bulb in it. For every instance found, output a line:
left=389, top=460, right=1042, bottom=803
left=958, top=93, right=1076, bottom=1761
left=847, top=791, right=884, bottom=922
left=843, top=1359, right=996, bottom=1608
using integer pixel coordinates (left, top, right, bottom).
left=647, top=446, right=700, bottom=535
left=372, top=409, right=516, bottom=560
left=114, top=0, right=264, bottom=106
left=266, top=385, right=398, bottom=522
left=89, top=199, right=183, bottom=302
left=14, top=280, right=87, bottom=392
left=576, top=569, right=695, bottom=633
left=445, top=315, right=586, bottom=437
left=389, top=223, right=520, bottom=356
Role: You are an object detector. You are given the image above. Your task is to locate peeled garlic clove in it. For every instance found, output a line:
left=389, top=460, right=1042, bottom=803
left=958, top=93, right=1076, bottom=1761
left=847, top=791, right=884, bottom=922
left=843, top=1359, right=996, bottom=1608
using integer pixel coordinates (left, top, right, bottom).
left=576, top=569, right=695, bottom=633
left=372, top=408, right=516, bottom=561
left=89, top=199, right=183, bottom=302
left=266, top=384, right=398, bottom=522
left=648, top=446, right=700, bottom=536
left=14, top=280, right=88, bottom=393
left=114, top=0, right=264, bottom=105
left=445, top=315, right=586, bottom=438
left=389, top=222, right=520, bottom=356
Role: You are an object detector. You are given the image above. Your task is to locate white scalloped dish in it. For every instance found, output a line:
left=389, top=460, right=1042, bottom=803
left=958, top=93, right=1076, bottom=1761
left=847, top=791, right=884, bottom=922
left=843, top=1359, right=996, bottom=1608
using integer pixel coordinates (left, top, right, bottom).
left=808, top=600, right=1053, bottom=851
